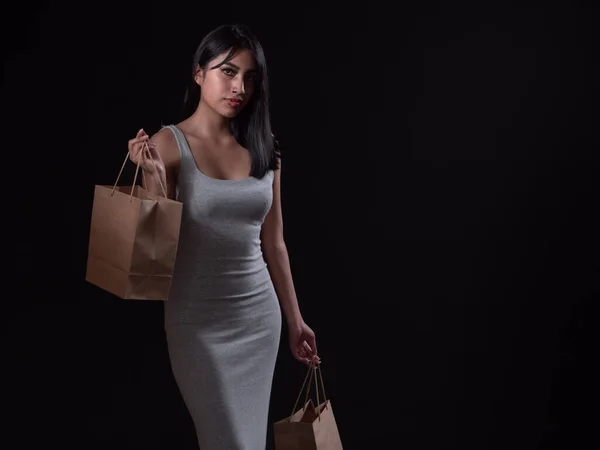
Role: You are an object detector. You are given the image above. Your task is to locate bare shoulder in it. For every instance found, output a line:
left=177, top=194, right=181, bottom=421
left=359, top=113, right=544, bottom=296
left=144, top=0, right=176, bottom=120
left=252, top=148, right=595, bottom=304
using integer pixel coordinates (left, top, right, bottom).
left=150, top=127, right=180, bottom=169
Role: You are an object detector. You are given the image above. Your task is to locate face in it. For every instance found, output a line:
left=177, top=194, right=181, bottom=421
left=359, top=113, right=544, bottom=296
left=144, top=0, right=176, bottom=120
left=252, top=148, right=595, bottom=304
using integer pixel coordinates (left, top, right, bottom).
left=195, top=48, right=258, bottom=118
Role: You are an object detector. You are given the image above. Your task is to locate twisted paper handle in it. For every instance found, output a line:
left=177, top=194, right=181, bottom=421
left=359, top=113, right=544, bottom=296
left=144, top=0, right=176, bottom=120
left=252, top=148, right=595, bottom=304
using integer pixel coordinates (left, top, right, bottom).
left=112, top=140, right=167, bottom=201
left=289, top=362, right=328, bottom=422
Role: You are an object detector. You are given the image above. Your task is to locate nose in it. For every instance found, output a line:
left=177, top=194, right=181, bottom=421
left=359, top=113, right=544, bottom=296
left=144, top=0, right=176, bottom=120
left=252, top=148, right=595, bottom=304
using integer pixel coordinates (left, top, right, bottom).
left=232, top=75, right=246, bottom=95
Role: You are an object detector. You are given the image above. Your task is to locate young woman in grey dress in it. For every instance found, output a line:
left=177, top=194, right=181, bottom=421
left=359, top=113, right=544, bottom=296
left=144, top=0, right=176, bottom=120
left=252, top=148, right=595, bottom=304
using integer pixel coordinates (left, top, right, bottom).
left=127, top=24, right=320, bottom=449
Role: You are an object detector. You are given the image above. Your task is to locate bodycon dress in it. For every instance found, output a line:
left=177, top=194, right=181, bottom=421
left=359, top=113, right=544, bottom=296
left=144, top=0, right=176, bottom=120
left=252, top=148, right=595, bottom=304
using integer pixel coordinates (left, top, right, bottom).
left=161, top=124, right=282, bottom=449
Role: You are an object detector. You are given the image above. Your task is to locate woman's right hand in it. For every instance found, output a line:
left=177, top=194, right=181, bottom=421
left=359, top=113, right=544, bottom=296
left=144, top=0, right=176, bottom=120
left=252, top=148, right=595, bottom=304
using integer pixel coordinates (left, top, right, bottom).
left=128, top=128, right=163, bottom=173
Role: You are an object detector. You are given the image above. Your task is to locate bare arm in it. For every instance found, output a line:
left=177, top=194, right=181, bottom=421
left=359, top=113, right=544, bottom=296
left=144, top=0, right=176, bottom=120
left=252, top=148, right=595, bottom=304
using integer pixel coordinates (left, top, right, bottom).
left=261, top=158, right=303, bottom=328
left=261, top=157, right=319, bottom=365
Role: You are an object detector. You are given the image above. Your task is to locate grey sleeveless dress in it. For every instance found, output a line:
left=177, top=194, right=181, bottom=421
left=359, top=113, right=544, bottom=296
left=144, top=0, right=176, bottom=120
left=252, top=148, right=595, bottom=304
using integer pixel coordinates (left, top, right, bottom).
left=161, top=125, right=282, bottom=449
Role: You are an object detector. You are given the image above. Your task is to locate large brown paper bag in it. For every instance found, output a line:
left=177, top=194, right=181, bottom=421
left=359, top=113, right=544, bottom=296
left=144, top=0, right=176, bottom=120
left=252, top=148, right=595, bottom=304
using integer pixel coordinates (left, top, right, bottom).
left=274, top=363, right=343, bottom=450
left=85, top=149, right=183, bottom=300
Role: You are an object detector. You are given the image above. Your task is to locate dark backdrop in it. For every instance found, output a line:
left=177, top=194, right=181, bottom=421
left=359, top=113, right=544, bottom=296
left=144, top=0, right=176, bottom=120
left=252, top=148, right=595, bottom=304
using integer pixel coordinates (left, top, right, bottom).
left=4, top=1, right=597, bottom=449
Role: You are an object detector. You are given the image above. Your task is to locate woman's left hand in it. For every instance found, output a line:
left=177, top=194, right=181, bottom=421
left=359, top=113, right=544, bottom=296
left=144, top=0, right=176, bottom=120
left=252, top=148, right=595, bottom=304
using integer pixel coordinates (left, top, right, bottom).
left=289, top=321, right=321, bottom=366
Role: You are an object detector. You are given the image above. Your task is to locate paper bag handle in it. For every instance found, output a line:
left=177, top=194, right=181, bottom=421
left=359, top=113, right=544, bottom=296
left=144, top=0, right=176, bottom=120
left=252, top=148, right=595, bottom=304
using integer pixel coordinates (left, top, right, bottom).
left=289, top=362, right=328, bottom=422
left=111, top=140, right=168, bottom=201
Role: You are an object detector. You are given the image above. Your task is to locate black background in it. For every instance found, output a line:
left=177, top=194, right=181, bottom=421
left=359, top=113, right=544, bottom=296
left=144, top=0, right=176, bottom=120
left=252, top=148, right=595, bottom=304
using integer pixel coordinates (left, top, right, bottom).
left=4, top=1, right=598, bottom=449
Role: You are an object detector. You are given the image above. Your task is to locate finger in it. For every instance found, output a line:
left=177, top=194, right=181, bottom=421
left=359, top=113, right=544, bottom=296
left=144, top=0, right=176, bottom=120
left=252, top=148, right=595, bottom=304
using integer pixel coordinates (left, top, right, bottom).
left=299, top=353, right=311, bottom=366
left=129, top=136, right=149, bottom=147
left=293, top=346, right=311, bottom=364
left=303, top=336, right=320, bottom=364
left=136, top=128, right=148, bottom=138
left=308, top=336, right=318, bottom=358
left=128, top=140, right=149, bottom=156
left=135, top=139, right=153, bottom=155
left=303, top=340, right=318, bottom=361
left=292, top=350, right=310, bottom=366
left=301, top=341, right=313, bottom=355
left=129, top=134, right=150, bottom=144
left=128, top=144, right=144, bottom=161
left=142, top=141, right=153, bottom=157
left=301, top=346, right=320, bottom=366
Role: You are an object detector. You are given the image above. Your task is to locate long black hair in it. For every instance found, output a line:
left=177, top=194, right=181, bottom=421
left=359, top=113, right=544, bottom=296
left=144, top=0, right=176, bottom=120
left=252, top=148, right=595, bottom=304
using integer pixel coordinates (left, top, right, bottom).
left=183, top=24, right=279, bottom=178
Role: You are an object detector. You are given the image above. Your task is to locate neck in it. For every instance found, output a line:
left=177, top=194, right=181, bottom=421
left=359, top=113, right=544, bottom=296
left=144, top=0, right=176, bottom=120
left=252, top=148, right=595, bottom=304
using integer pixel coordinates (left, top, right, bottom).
left=186, top=100, right=231, bottom=139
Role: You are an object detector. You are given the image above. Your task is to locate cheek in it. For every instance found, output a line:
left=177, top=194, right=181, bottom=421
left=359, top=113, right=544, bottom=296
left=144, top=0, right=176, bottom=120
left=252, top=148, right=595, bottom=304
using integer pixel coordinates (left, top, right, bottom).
left=205, top=76, right=229, bottom=99
left=217, top=76, right=231, bottom=92
left=211, top=77, right=227, bottom=97
left=204, top=74, right=226, bottom=92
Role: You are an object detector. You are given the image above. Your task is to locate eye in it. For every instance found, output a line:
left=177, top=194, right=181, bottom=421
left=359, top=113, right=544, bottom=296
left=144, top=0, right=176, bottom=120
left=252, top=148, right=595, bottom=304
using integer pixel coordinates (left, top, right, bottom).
left=221, top=68, right=235, bottom=76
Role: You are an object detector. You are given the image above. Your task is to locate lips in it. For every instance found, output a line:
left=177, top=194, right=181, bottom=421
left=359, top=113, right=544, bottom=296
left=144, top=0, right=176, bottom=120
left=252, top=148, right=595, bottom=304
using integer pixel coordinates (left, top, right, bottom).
left=227, top=98, right=242, bottom=107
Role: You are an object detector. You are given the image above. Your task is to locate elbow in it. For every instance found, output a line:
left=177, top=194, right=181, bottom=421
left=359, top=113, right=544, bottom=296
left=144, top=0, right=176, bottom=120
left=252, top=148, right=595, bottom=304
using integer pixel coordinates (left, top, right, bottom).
left=262, top=238, right=287, bottom=257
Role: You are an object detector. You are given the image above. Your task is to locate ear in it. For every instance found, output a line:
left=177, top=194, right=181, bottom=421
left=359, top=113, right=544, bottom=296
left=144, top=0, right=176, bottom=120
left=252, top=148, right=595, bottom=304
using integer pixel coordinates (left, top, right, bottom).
left=193, top=66, right=203, bottom=86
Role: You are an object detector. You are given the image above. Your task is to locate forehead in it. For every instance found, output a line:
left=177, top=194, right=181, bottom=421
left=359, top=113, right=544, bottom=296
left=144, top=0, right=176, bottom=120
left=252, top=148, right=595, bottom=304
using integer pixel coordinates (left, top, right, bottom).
left=214, top=48, right=256, bottom=71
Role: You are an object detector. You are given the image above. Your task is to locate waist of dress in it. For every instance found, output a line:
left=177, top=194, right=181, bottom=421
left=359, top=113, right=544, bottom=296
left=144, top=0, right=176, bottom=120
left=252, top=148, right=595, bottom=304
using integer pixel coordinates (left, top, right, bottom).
left=164, top=264, right=279, bottom=327
left=173, top=251, right=268, bottom=276
left=171, top=249, right=273, bottom=295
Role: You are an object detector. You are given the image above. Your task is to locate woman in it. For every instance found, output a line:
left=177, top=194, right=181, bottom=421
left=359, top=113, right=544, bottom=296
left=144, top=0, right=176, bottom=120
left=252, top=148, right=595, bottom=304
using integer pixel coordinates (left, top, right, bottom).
left=127, top=24, right=319, bottom=449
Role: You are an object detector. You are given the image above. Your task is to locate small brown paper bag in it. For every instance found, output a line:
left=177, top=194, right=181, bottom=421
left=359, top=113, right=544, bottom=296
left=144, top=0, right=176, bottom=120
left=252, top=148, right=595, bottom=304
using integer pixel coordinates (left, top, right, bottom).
left=85, top=148, right=183, bottom=300
left=274, top=363, right=343, bottom=450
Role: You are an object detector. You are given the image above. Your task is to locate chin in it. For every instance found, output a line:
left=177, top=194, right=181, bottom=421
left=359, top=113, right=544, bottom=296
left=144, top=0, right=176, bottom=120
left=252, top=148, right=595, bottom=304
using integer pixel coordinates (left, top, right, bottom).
left=221, top=109, right=240, bottom=119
